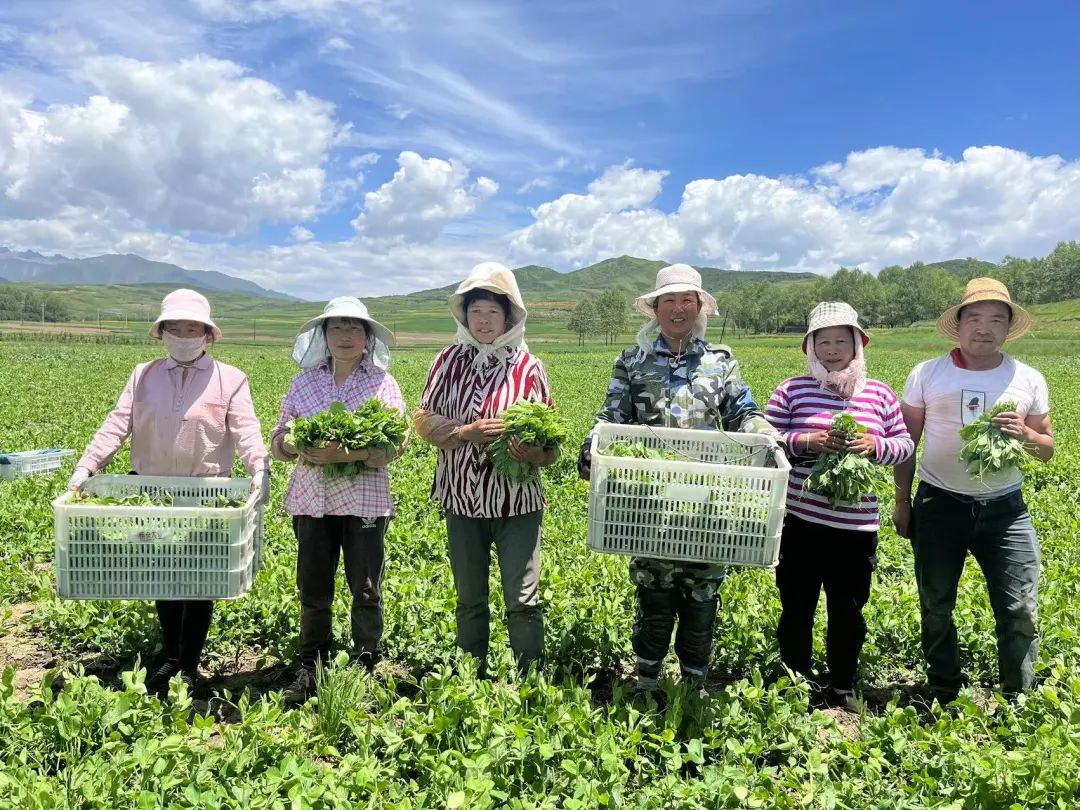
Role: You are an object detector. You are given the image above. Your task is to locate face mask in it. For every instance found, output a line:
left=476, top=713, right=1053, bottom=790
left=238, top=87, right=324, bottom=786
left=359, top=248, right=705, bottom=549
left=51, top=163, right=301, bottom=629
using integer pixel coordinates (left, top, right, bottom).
left=163, top=333, right=208, bottom=363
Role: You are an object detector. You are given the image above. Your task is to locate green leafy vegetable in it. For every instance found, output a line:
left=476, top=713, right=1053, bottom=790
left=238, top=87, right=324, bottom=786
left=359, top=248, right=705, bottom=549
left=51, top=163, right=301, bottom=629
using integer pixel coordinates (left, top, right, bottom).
left=286, top=399, right=408, bottom=478
left=598, top=440, right=684, bottom=462
left=958, top=400, right=1032, bottom=479
left=74, top=492, right=175, bottom=507
left=803, top=412, right=887, bottom=506
left=488, top=401, right=567, bottom=482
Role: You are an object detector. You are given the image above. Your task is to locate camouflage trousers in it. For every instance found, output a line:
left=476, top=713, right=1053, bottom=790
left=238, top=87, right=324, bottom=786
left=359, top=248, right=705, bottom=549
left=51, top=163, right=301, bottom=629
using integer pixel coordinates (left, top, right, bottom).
left=629, top=557, right=726, bottom=682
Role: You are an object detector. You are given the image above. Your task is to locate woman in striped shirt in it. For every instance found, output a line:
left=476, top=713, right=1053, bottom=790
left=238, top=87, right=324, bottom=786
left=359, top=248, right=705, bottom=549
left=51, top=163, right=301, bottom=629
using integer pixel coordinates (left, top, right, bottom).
left=765, top=302, right=913, bottom=712
left=414, top=263, right=556, bottom=675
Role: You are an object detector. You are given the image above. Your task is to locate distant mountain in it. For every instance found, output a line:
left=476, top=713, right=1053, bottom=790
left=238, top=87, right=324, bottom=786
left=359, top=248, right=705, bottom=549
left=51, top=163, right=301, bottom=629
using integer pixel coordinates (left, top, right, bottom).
left=0, top=248, right=300, bottom=300
left=369, top=255, right=818, bottom=308
left=925, top=258, right=998, bottom=277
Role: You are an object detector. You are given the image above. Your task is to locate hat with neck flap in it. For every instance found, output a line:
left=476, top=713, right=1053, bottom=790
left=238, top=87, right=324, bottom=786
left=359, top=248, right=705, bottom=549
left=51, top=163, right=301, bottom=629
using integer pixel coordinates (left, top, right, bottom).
left=448, top=262, right=529, bottom=368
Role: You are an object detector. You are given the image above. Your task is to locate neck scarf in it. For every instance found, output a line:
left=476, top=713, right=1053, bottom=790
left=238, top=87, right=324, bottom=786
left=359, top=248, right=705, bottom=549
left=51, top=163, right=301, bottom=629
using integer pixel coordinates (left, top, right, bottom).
left=455, top=317, right=529, bottom=370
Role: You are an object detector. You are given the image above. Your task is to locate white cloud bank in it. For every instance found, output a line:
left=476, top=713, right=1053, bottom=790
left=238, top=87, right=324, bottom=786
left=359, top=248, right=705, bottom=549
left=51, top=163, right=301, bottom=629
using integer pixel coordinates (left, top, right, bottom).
left=0, top=53, right=340, bottom=235
left=511, top=146, right=1080, bottom=274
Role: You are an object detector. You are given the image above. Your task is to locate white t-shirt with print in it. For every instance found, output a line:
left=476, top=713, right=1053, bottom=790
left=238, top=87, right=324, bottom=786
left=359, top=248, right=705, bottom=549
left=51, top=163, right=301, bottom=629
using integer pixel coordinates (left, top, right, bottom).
left=901, top=353, right=1049, bottom=498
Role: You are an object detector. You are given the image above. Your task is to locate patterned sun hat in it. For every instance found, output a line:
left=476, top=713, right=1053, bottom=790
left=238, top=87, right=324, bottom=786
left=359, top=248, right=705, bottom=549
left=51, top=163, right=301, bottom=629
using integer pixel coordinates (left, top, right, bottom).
left=802, top=301, right=869, bottom=353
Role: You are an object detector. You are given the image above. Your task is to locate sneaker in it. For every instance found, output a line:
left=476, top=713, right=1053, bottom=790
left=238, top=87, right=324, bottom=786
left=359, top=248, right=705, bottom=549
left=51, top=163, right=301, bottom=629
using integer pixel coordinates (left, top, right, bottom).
left=824, top=687, right=861, bottom=713
left=284, top=666, right=317, bottom=705
left=147, top=658, right=181, bottom=694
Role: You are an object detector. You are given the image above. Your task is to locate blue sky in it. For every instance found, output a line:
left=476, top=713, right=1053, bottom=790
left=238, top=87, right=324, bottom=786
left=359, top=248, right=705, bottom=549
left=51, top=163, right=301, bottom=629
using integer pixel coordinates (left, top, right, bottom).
left=1, top=0, right=1078, bottom=299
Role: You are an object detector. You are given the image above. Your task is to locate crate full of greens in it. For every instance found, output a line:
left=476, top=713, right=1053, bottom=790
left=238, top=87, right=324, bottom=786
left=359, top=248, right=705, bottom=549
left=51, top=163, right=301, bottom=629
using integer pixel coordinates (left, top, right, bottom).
left=52, top=475, right=263, bottom=600
left=587, top=423, right=789, bottom=568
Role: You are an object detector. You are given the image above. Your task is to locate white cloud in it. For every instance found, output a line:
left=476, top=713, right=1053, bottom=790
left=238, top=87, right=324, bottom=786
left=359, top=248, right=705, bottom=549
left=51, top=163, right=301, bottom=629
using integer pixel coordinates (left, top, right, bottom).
left=348, top=151, right=381, bottom=169
left=191, top=0, right=405, bottom=29
left=290, top=225, right=315, bottom=242
left=510, top=163, right=677, bottom=265
left=0, top=54, right=341, bottom=235
left=321, top=36, right=352, bottom=54
left=351, top=150, right=497, bottom=244
left=511, top=147, right=1080, bottom=273
left=516, top=176, right=553, bottom=194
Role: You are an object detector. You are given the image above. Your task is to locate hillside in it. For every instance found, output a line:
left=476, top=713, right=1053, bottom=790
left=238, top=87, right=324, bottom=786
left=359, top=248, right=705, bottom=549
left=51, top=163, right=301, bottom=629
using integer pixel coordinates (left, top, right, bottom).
left=924, top=258, right=998, bottom=276
left=365, top=256, right=818, bottom=310
left=0, top=248, right=298, bottom=300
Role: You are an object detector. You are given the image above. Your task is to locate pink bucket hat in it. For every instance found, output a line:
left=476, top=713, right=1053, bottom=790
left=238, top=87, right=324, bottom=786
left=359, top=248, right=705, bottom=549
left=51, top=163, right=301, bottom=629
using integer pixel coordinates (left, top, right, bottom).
left=149, top=289, right=222, bottom=341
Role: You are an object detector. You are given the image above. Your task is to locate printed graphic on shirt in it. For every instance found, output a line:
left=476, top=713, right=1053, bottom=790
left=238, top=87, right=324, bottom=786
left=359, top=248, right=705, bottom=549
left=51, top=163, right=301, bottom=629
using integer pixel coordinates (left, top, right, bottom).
left=961, top=390, right=987, bottom=425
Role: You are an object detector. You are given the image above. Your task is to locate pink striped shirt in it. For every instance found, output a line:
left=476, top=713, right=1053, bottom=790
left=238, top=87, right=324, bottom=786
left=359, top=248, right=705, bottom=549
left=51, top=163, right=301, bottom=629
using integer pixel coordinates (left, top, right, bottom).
left=271, top=362, right=405, bottom=518
left=765, top=376, right=913, bottom=531
left=78, top=353, right=268, bottom=477
left=419, top=345, right=553, bottom=518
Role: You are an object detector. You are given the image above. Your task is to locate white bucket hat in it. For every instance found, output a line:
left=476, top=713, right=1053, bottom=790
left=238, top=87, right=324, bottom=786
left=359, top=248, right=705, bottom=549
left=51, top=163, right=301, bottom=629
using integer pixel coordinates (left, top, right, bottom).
left=149, top=289, right=222, bottom=341
left=634, top=264, right=718, bottom=319
left=802, top=301, right=870, bottom=353
left=448, top=262, right=528, bottom=326
left=292, top=296, right=394, bottom=369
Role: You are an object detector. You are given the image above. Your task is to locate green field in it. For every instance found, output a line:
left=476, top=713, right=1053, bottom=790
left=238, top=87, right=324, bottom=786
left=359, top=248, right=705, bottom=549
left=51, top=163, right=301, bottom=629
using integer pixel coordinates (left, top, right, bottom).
left=2, top=331, right=1079, bottom=807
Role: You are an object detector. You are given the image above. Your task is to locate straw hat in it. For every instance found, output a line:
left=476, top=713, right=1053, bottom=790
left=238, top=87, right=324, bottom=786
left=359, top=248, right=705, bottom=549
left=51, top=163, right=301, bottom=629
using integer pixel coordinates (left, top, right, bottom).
left=634, top=264, right=718, bottom=319
left=937, top=277, right=1033, bottom=341
left=802, top=301, right=870, bottom=353
left=449, top=262, right=528, bottom=325
left=149, top=289, right=222, bottom=341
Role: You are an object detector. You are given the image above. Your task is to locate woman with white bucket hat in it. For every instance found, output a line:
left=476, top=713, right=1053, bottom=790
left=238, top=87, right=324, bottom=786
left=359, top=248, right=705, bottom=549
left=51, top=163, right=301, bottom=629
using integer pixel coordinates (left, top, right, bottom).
left=68, top=288, right=270, bottom=695
left=413, top=262, right=557, bottom=676
left=579, top=264, right=779, bottom=698
left=765, top=302, right=913, bottom=712
left=270, top=297, right=406, bottom=702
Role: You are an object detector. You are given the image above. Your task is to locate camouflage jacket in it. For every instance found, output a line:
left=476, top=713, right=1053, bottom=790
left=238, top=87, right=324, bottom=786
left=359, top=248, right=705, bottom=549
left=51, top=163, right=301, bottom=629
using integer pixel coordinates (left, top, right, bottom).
left=585, top=335, right=777, bottom=588
left=588, top=335, right=775, bottom=440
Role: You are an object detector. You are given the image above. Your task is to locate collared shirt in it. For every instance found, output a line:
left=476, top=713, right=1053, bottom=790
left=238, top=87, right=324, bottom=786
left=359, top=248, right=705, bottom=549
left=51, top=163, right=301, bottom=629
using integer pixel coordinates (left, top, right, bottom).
left=591, top=336, right=775, bottom=435
left=766, top=376, right=914, bottom=531
left=271, top=362, right=405, bottom=518
left=78, top=353, right=268, bottom=477
left=419, top=344, right=553, bottom=518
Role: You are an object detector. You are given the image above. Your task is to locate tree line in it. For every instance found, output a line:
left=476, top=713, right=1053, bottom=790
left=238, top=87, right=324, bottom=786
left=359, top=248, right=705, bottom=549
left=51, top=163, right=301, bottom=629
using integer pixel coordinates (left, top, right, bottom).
left=719, top=241, right=1080, bottom=334
left=567, top=241, right=1080, bottom=340
left=0, top=287, right=71, bottom=323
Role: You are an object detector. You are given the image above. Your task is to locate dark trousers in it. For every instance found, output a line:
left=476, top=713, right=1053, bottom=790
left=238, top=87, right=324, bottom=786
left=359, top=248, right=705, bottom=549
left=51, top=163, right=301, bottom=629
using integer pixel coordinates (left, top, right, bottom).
left=629, top=560, right=725, bottom=680
left=155, top=600, right=214, bottom=674
left=775, top=514, right=878, bottom=691
left=911, top=482, right=1039, bottom=697
left=293, top=515, right=388, bottom=668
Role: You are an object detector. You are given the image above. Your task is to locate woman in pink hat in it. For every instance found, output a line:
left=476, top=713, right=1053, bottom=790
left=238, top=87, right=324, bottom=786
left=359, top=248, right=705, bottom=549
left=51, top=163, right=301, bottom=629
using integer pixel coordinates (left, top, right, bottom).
left=68, top=288, right=269, bottom=694
left=764, top=302, right=913, bottom=712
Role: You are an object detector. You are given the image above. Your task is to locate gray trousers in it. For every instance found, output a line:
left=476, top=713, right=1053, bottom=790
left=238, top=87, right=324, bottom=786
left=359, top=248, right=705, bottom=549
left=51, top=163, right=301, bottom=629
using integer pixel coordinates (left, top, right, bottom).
left=912, top=482, right=1040, bottom=697
left=293, top=515, right=388, bottom=668
left=446, top=510, right=544, bottom=672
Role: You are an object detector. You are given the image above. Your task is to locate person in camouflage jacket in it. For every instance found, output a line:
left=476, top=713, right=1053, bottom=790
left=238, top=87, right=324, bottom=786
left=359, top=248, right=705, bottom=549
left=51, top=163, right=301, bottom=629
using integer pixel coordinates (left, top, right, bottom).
left=578, top=264, right=778, bottom=694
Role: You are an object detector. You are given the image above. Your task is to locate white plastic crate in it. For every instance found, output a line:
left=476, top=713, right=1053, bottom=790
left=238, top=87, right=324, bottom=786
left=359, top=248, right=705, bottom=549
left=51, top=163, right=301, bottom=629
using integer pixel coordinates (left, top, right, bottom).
left=52, top=475, right=264, bottom=600
left=0, top=449, right=75, bottom=481
left=587, top=423, right=790, bottom=568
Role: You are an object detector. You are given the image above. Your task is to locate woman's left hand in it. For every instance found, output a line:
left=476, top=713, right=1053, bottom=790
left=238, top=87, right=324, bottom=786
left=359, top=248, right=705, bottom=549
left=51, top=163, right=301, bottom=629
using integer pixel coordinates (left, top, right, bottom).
left=300, top=443, right=368, bottom=465
left=845, top=433, right=877, bottom=457
left=507, top=437, right=550, bottom=466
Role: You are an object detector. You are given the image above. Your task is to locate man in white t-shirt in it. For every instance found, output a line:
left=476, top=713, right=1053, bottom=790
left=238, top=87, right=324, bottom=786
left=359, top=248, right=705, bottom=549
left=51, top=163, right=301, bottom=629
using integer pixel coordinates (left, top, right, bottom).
left=893, top=278, right=1054, bottom=704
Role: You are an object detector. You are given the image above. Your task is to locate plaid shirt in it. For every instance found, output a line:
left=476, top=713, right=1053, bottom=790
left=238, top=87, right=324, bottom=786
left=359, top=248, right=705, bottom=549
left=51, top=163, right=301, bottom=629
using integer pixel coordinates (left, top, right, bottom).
left=271, top=362, right=405, bottom=518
